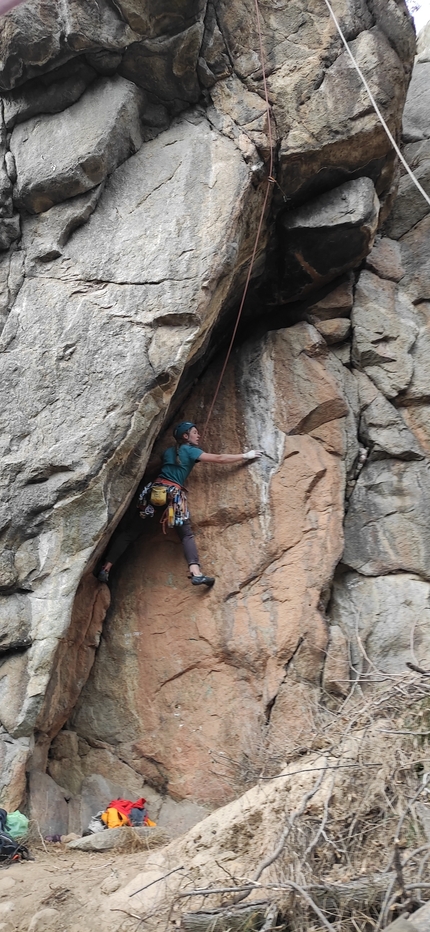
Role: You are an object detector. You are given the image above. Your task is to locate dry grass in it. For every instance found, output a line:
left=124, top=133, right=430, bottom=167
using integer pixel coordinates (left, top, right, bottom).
left=179, top=674, right=430, bottom=932
left=111, top=826, right=170, bottom=853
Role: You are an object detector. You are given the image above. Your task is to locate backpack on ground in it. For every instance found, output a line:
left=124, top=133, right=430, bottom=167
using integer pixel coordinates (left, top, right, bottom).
left=0, top=829, right=31, bottom=861
left=0, top=808, right=32, bottom=861
left=6, top=810, right=29, bottom=840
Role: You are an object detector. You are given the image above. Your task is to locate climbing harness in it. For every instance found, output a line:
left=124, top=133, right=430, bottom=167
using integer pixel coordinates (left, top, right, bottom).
left=138, top=480, right=190, bottom=533
left=202, top=0, right=274, bottom=439
left=322, top=0, right=430, bottom=212
left=137, top=482, right=155, bottom=516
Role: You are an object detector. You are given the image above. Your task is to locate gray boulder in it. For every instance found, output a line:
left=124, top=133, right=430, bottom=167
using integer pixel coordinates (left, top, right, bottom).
left=119, top=23, right=204, bottom=113
left=344, top=459, right=430, bottom=578
left=307, top=276, right=354, bottom=321
left=0, top=0, right=138, bottom=91
left=0, top=593, right=31, bottom=651
left=402, top=61, right=430, bottom=143
left=398, top=214, right=430, bottom=305
left=313, top=318, right=351, bottom=345
left=112, top=0, right=206, bottom=37
left=3, top=58, right=97, bottom=130
left=365, top=237, right=404, bottom=281
left=352, top=270, right=417, bottom=399
left=384, top=140, right=430, bottom=240
left=331, top=571, right=430, bottom=676
left=157, top=797, right=209, bottom=839
left=360, top=397, right=423, bottom=460
left=11, top=75, right=146, bottom=213
left=0, top=0, right=206, bottom=118
left=79, top=774, right=126, bottom=835
left=355, top=370, right=424, bottom=460
left=213, top=4, right=413, bottom=201
left=68, top=825, right=170, bottom=851
left=0, top=732, right=30, bottom=811
left=280, top=178, right=379, bottom=300
left=29, top=770, right=70, bottom=836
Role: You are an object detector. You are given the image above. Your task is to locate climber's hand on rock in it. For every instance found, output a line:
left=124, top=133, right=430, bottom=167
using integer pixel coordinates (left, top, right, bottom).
left=242, top=450, right=263, bottom=460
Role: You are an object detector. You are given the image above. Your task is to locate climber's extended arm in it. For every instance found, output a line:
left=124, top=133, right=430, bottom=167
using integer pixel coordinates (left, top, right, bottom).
left=198, top=451, right=262, bottom=465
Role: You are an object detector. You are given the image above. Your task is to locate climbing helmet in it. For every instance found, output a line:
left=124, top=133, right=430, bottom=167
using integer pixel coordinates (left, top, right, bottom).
left=173, top=421, right=197, bottom=442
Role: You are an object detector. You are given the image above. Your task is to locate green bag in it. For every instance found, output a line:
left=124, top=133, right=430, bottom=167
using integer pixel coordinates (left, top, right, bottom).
left=5, top=810, right=29, bottom=840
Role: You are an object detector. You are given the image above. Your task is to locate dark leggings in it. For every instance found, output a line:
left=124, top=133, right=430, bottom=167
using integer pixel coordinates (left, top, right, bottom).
left=104, top=510, right=200, bottom=568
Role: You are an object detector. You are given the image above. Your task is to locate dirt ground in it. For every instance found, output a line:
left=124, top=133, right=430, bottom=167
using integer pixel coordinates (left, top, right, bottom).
left=0, top=843, right=148, bottom=932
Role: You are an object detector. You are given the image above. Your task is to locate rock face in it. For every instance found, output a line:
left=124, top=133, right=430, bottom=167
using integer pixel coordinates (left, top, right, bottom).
left=69, top=136, right=430, bottom=798
left=70, top=324, right=348, bottom=803
left=344, top=459, right=430, bottom=578
left=331, top=36, right=430, bottom=686
left=0, top=113, right=259, bottom=802
left=331, top=572, right=430, bottom=676
left=65, top=25, right=430, bottom=810
left=280, top=178, right=380, bottom=300
left=11, top=75, right=146, bottom=213
left=0, top=0, right=419, bottom=819
left=210, top=1, right=413, bottom=202
left=351, top=270, right=417, bottom=398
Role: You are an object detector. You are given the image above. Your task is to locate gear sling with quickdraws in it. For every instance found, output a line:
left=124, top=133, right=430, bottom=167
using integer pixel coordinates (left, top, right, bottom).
left=138, top=478, right=190, bottom=532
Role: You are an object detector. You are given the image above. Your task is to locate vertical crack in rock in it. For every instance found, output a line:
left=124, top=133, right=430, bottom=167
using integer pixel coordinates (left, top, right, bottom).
left=264, top=634, right=305, bottom=725
left=237, top=339, right=285, bottom=538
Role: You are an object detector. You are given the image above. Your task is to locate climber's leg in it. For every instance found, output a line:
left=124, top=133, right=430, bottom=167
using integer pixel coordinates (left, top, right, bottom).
left=175, top=519, right=199, bottom=567
left=175, top=520, right=215, bottom=587
left=98, top=512, right=143, bottom=582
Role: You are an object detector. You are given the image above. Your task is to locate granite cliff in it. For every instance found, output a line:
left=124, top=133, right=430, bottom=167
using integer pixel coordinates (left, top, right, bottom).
left=0, top=0, right=427, bottom=856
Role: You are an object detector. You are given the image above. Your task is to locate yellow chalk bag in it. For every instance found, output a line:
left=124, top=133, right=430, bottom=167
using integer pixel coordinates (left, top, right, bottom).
left=150, top=484, right=168, bottom=507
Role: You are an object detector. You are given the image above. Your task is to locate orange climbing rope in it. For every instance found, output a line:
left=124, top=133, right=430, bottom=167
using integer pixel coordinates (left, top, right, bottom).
left=201, top=0, right=274, bottom=438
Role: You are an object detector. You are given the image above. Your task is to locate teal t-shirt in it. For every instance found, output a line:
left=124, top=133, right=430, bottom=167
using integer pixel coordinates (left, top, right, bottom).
left=159, top=443, right=203, bottom=487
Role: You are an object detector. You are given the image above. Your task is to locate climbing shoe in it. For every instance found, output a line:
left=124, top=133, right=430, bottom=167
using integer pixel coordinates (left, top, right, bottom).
left=97, top=568, right=110, bottom=584
left=191, top=574, right=215, bottom=587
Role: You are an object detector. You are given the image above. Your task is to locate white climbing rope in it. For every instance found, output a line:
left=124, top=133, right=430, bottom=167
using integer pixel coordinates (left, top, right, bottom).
left=322, top=0, right=430, bottom=211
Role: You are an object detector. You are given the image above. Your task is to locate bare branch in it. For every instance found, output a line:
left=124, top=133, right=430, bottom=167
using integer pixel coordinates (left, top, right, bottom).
left=303, top=772, right=335, bottom=859
left=130, top=865, right=185, bottom=898
left=407, top=661, right=430, bottom=676
left=263, top=880, right=334, bottom=932
left=253, top=762, right=329, bottom=885
left=395, top=775, right=430, bottom=842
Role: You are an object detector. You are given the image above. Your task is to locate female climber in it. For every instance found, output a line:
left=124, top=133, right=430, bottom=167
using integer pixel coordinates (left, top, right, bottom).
left=97, top=421, right=262, bottom=588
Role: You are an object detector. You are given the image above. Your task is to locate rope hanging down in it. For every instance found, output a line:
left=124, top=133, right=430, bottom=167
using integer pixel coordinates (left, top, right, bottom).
left=202, top=0, right=274, bottom=438
left=322, top=0, right=430, bottom=211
